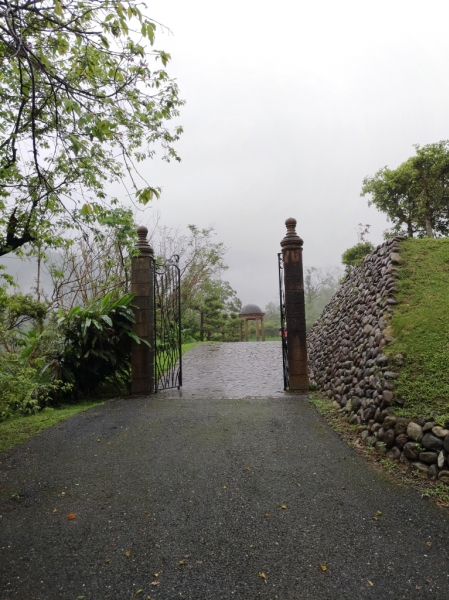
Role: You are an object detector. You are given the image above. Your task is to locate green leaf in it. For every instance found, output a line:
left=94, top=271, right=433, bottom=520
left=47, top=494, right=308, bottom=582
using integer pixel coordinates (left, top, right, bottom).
left=147, top=22, right=155, bottom=45
left=136, top=187, right=160, bottom=205
left=68, top=306, right=82, bottom=318
left=127, top=331, right=148, bottom=345
left=101, top=314, right=113, bottom=327
left=80, top=204, right=93, bottom=216
left=69, top=134, right=82, bottom=156
left=54, top=0, right=63, bottom=16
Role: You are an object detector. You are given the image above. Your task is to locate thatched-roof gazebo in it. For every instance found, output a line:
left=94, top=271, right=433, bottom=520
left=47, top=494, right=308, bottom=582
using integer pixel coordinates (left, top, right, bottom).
left=239, top=304, right=265, bottom=341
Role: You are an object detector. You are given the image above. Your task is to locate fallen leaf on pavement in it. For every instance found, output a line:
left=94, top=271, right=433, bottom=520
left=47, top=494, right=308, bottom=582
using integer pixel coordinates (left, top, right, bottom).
left=105, top=559, right=110, bottom=563
left=136, top=591, right=143, bottom=595
left=151, top=581, right=160, bottom=587
left=179, top=560, right=185, bottom=565
left=246, top=467, right=251, bottom=471
left=223, top=485, right=227, bottom=489
left=281, top=505, right=287, bottom=509
left=67, top=513, right=76, bottom=520
left=264, top=513, right=269, bottom=518
left=53, top=509, right=57, bottom=513
left=258, top=572, right=266, bottom=579
left=368, top=580, right=374, bottom=586
left=320, top=565, right=327, bottom=572
left=426, top=542, right=432, bottom=547
left=125, top=551, right=131, bottom=557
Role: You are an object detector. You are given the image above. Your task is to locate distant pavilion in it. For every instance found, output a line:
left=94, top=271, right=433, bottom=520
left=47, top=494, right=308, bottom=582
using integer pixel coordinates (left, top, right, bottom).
left=239, top=304, right=265, bottom=342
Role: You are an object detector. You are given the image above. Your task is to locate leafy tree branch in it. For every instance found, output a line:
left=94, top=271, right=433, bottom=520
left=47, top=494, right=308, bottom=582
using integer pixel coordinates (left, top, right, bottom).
left=0, top=0, right=184, bottom=255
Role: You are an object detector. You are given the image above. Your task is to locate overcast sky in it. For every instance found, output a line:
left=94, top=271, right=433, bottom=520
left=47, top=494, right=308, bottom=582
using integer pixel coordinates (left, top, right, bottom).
left=129, top=0, right=449, bottom=309
left=5, top=0, right=449, bottom=308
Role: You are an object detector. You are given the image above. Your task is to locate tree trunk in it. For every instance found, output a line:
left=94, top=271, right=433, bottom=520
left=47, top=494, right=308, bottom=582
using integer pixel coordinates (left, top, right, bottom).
left=425, top=213, right=434, bottom=238
left=407, top=222, right=414, bottom=238
left=36, top=249, right=41, bottom=302
left=200, top=311, right=204, bottom=342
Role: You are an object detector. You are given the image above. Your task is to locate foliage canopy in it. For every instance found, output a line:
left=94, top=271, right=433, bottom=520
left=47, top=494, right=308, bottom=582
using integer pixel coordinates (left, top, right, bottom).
left=0, top=0, right=183, bottom=255
left=361, top=141, right=449, bottom=238
left=341, top=242, right=374, bottom=270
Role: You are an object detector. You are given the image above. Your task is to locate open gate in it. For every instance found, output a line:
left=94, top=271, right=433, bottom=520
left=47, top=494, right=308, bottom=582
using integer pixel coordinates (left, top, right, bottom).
left=153, top=254, right=182, bottom=392
left=278, top=252, right=289, bottom=390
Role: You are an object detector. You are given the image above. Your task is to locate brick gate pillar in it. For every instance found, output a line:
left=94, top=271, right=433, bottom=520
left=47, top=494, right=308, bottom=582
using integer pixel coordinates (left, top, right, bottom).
left=131, top=226, right=155, bottom=395
left=280, top=218, right=309, bottom=391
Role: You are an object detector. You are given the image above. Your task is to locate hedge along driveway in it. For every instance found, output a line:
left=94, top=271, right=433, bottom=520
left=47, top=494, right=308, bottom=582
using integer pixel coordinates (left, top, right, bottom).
left=1, top=343, right=449, bottom=599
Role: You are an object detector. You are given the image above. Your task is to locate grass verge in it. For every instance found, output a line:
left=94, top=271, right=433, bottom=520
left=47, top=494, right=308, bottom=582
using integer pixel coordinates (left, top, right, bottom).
left=181, top=342, right=198, bottom=354
left=386, top=238, right=449, bottom=421
left=0, top=343, right=199, bottom=456
left=0, top=401, right=105, bottom=455
left=309, top=392, right=449, bottom=510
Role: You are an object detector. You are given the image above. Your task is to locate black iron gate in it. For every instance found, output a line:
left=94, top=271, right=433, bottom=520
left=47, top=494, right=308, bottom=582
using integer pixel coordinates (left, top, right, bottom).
left=278, top=252, right=289, bottom=390
left=153, top=254, right=182, bottom=392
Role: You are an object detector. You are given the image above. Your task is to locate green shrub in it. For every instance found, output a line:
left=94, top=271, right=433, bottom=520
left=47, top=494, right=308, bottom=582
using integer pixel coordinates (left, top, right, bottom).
left=341, top=242, right=375, bottom=271
left=47, top=292, right=145, bottom=398
left=0, top=355, right=71, bottom=421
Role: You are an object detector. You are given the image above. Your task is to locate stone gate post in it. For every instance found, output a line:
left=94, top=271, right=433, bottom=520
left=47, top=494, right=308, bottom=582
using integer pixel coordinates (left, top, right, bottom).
left=131, top=226, right=155, bottom=395
left=280, top=218, right=309, bottom=391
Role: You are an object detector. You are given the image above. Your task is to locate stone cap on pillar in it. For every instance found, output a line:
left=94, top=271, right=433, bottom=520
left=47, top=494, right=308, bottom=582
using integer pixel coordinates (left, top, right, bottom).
left=135, top=226, right=154, bottom=256
left=280, top=218, right=303, bottom=250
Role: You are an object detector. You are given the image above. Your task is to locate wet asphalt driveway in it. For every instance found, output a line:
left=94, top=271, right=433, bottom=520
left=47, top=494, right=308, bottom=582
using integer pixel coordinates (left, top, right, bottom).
left=1, top=343, right=449, bottom=599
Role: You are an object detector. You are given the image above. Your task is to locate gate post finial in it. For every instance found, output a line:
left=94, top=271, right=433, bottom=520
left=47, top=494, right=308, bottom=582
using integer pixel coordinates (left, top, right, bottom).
left=135, top=226, right=154, bottom=255
left=280, top=218, right=309, bottom=392
left=280, top=218, right=303, bottom=249
left=131, top=226, right=155, bottom=395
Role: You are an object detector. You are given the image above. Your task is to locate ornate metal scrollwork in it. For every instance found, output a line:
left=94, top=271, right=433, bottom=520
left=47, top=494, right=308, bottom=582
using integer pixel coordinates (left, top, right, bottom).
left=153, top=254, right=182, bottom=392
left=278, top=252, right=289, bottom=390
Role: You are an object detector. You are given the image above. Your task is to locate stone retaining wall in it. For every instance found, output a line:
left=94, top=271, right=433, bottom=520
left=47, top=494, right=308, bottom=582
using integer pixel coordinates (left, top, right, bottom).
left=307, top=238, right=449, bottom=484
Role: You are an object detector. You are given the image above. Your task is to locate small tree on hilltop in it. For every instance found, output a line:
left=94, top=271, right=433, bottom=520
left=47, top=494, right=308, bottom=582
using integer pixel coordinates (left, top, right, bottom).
left=341, top=242, right=374, bottom=270
left=361, top=141, right=449, bottom=238
left=341, top=223, right=374, bottom=275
